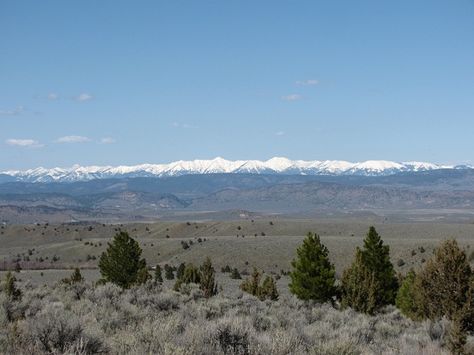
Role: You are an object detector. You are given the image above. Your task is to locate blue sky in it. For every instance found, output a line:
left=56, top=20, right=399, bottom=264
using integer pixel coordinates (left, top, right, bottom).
left=1, top=0, right=474, bottom=169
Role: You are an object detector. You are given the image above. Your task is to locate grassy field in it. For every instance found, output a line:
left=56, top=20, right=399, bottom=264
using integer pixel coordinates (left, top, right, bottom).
left=1, top=218, right=474, bottom=287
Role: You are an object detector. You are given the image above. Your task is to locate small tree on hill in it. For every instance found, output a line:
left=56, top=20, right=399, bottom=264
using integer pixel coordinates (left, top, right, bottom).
left=395, top=269, right=419, bottom=320
left=164, top=264, right=175, bottom=280
left=289, top=232, right=337, bottom=302
left=240, top=268, right=261, bottom=296
left=176, top=262, right=186, bottom=279
left=259, top=275, right=279, bottom=301
left=341, top=226, right=398, bottom=314
left=98, top=231, right=147, bottom=288
left=200, top=257, right=218, bottom=298
left=240, top=268, right=279, bottom=301
left=136, top=266, right=151, bottom=285
left=62, top=268, right=84, bottom=285
left=4, top=271, right=21, bottom=301
left=154, top=265, right=163, bottom=283
left=231, top=268, right=241, bottom=279
left=414, top=239, right=473, bottom=329
left=174, top=264, right=201, bottom=291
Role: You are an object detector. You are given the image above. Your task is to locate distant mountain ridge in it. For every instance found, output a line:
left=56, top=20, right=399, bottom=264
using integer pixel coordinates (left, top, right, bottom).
left=1, top=157, right=471, bottom=183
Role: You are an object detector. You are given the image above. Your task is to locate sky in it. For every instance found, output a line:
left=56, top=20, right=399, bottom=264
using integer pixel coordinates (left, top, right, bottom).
left=1, top=0, right=474, bottom=170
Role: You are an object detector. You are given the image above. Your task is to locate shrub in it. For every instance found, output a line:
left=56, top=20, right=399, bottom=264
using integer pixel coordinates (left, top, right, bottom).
left=341, top=226, right=398, bottom=314
left=98, top=231, right=147, bottom=288
left=176, top=262, right=186, bottom=279
left=289, top=232, right=337, bottom=302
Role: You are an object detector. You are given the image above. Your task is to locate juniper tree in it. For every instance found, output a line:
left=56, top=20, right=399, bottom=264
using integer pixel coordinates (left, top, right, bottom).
left=395, top=269, right=419, bottom=320
left=174, top=263, right=201, bottom=291
left=230, top=268, right=241, bottom=279
left=4, top=271, right=21, bottom=301
left=164, top=264, right=175, bottom=280
left=413, top=239, right=473, bottom=329
left=289, top=232, right=337, bottom=302
left=341, top=226, right=398, bottom=314
left=176, top=262, right=186, bottom=279
left=259, top=275, right=279, bottom=301
left=240, top=268, right=261, bottom=296
left=98, top=231, right=147, bottom=288
left=154, top=265, right=163, bottom=283
left=200, top=257, right=217, bottom=298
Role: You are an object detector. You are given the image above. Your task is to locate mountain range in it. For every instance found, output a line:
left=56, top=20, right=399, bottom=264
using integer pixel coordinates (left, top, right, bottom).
left=2, top=168, right=474, bottom=223
left=1, top=157, right=471, bottom=183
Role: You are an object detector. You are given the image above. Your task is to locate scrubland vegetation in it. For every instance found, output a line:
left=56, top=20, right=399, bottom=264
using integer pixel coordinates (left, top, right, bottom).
left=0, top=227, right=473, bottom=354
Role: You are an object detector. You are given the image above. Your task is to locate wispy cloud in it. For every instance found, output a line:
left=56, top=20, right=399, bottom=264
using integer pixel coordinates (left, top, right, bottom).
left=6, top=139, right=44, bottom=148
left=281, top=94, right=302, bottom=102
left=100, top=137, right=116, bottom=144
left=296, top=79, right=319, bottom=86
left=172, top=122, right=197, bottom=129
left=55, top=135, right=91, bottom=143
left=275, top=131, right=285, bottom=136
left=47, top=93, right=59, bottom=100
left=74, top=93, right=93, bottom=102
left=0, top=106, right=24, bottom=116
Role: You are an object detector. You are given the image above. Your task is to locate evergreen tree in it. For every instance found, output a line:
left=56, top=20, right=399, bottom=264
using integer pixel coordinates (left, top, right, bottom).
left=289, top=232, right=337, bottom=302
left=174, top=263, right=201, bottom=291
left=164, top=264, right=175, bottom=280
left=240, top=268, right=261, bottom=296
left=4, top=271, right=21, bottom=301
left=62, top=267, right=84, bottom=285
left=259, top=275, right=279, bottom=301
left=395, top=270, right=420, bottom=320
left=176, top=262, right=186, bottom=279
left=98, top=231, right=147, bottom=288
left=136, top=266, right=151, bottom=285
left=70, top=268, right=84, bottom=283
left=200, top=257, right=217, bottom=298
left=154, top=265, right=163, bottom=283
left=413, top=239, right=473, bottom=328
left=341, top=227, right=398, bottom=314
left=230, top=268, right=241, bottom=279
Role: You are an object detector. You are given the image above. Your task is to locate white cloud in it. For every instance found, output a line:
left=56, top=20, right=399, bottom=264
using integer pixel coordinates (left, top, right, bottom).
left=47, top=93, right=59, bottom=100
left=6, top=139, right=43, bottom=148
left=100, top=137, right=116, bottom=144
left=74, top=93, right=93, bottom=102
left=55, top=135, right=91, bottom=143
left=275, top=131, right=285, bottom=136
left=296, top=79, right=319, bottom=86
left=281, top=94, right=302, bottom=101
left=0, top=106, right=24, bottom=116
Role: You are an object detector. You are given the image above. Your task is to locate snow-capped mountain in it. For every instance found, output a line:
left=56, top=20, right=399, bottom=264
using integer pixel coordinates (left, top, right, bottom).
left=1, top=157, right=468, bottom=183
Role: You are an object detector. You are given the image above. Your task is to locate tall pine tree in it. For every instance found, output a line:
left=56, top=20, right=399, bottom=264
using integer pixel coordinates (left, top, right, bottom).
left=341, top=226, right=398, bottom=314
left=98, top=231, right=147, bottom=288
left=289, top=232, right=337, bottom=302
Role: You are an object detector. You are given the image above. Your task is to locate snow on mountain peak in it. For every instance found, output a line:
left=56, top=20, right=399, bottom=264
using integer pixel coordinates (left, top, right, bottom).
left=0, top=157, right=463, bottom=183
